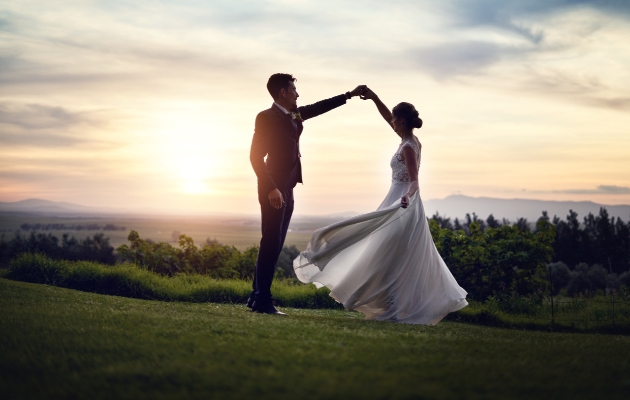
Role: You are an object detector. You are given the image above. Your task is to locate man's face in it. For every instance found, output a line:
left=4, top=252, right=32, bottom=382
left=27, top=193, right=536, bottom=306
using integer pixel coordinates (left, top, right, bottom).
left=282, top=82, right=299, bottom=109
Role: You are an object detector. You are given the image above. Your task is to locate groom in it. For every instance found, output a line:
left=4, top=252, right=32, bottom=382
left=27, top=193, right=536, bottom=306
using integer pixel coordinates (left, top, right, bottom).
left=249, top=73, right=365, bottom=315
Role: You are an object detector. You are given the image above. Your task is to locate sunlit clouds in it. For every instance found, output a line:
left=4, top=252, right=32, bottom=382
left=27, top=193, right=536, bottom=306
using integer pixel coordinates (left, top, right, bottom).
left=1, top=0, right=630, bottom=215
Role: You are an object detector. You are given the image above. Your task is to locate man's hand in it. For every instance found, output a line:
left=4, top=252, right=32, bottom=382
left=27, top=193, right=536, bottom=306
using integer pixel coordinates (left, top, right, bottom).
left=348, top=85, right=367, bottom=98
left=268, top=188, right=284, bottom=209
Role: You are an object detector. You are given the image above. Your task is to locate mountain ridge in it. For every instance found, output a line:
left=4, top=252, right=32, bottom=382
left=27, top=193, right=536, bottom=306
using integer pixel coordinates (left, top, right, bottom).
left=423, top=195, right=630, bottom=222
left=1, top=196, right=629, bottom=222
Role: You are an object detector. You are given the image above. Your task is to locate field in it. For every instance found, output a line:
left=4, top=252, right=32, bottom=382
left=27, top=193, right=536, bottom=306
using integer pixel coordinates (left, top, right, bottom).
left=1, top=278, right=630, bottom=400
left=0, top=212, right=346, bottom=250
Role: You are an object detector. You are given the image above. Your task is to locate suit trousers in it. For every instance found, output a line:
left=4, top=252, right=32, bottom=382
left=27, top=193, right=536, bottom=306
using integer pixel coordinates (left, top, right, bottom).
left=252, top=187, right=294, bottom=304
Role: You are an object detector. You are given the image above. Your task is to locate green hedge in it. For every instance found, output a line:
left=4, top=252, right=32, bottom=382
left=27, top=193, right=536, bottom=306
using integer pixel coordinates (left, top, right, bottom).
left=6, top=253, right=629, bottom=334
left=5, top=253, right=342, bottom=309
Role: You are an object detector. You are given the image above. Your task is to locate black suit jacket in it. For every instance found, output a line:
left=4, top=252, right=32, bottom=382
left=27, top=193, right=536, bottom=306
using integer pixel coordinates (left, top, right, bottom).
left=250, top=94, right=347, bottom=195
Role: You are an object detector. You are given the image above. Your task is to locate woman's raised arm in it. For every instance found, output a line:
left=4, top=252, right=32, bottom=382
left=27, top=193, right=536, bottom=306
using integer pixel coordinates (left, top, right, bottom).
left=361, top=88, right=396, bottom=133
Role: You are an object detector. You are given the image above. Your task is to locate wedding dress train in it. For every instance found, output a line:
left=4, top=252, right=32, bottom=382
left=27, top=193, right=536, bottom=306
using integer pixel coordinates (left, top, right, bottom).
left=293, top=138, right=468, bottom=325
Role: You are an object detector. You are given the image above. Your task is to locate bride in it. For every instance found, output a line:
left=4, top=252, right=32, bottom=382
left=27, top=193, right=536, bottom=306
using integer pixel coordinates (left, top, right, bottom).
left=293, top=87, right=468, bottom=325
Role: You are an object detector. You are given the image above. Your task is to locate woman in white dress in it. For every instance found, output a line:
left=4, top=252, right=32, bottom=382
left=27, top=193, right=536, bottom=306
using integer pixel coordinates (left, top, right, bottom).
left=293, top=88, right=468, bottom=325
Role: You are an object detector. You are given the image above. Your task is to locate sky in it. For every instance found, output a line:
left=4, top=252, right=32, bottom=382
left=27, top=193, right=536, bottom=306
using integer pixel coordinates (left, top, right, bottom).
left=1, top=0, right=630, bottom=216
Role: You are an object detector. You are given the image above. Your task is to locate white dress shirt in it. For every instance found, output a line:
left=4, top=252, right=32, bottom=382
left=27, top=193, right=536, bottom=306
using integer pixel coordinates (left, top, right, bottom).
left=273, top=102, right=298, bottom=132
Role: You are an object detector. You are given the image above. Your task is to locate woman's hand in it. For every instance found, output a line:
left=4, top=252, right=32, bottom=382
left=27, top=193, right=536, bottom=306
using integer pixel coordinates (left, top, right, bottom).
left=347, top=85, right=367, bottom=99
left=401, top=194, right=410, bottom=208
left=360, top=87, right=377, bottom=101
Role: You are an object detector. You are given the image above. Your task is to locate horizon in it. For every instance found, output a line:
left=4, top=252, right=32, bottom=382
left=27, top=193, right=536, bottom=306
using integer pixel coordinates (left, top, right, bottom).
left=3, top=194, right=630, bottom=222
left=1, top=1, right=630, bottom=216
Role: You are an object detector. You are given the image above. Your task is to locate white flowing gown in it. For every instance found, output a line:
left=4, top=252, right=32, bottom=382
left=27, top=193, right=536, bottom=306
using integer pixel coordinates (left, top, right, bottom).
left=293, top=137, right=468, bottom=325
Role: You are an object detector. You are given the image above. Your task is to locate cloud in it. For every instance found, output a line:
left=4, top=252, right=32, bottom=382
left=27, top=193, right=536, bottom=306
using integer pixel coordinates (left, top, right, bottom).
left=412, top=0, right=628, bottom=81
left=587, top=96, right=630, bottom=111
left=0, top=17, right=10, bottom=31
left=525, top=69, right=604, bottom=94
left=558, top=185, right=630, bottom=194
left=0, top=6, right=259, bottom=96
left=511, top=185, right=630, bottom=195
left=520, top=68, right=630, bottom=111
left=447, top=0, right=546, bottom=43
left=0, top=103, right=81, bottom=130
left=449, top=0, right=630, bottom=34
left=411, top=41, right=522, bottom=79
left=0, top=103, right=118, bottom=147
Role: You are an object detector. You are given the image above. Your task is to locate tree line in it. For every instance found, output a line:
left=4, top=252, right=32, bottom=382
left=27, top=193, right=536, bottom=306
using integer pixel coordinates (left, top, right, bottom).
left=430, top=207, right=630, bottom=297
left=431, top=207, right=629, bottom=272
left=116, top=230, right=299, bottom=280
left=0, top=231, right=116, bottom=266
left=20, top=223, right=127, bottom=231
left=0, top=230, right=299, bottom=281
left=3, top=206, right=629, bottom=300
left=1, top=224, right=556, bottom=302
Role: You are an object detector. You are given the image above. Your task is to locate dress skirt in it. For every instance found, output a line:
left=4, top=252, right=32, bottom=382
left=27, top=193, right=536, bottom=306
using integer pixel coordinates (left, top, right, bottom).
left=293, top=183, right=468, bottom=325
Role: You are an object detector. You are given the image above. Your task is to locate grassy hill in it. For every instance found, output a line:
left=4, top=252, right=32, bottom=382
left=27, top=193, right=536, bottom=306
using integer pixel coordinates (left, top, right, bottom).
left=1, top=278, right=629, bottom=400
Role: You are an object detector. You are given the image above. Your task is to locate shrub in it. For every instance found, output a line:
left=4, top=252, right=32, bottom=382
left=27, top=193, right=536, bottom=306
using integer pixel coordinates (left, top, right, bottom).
left=566, top=263, right=608, bottom=297
left=429, top=213, right=556, bottom=301
left=548, top=262, right=571, bottom=296
left=117, top=231, right=301, bottom=280
left=5, top=253, right=342, bottom=309
left=117, top=231, right=255, bottom=278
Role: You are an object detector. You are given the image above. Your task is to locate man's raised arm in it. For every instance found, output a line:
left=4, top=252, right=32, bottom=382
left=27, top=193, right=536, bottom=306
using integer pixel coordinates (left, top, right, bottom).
left=298, top=85, right=366, bottom=121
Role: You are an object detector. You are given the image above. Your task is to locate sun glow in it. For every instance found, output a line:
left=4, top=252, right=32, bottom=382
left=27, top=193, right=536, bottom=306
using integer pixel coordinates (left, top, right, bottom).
left=182, top=180, right=207, bottom=194
left=147, top=107, right=228, bottom=196
left=178, top=154, right=212, bottom=194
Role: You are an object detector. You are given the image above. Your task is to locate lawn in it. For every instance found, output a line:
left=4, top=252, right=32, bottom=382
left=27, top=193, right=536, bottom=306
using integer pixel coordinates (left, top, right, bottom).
left=1, top=278, right=629, bottom=400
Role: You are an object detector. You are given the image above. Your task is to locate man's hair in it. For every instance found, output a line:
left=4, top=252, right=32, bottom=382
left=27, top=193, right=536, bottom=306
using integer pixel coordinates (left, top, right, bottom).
left=267, top=73, right=296, bottom=99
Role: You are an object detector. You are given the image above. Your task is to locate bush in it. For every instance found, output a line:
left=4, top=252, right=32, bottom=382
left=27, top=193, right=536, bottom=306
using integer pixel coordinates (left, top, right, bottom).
left=429, top=213, right=555, bottom=301
left=548, top=262, right=571, bottom=296
left=5, top=253, right=342, bottom=309
left=117, top=231, right=300, bottom=280
left=275, top=245, right=300, bottom=279
left=117, top=230, right=255, bottom=278
left=566, top=263, right=608, bottom=297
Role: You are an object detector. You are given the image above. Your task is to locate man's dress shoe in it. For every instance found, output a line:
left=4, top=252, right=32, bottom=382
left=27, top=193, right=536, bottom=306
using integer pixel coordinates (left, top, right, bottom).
left=246, top=297, right=254, bottom=309
left=251, top=301, right=288, bottom=316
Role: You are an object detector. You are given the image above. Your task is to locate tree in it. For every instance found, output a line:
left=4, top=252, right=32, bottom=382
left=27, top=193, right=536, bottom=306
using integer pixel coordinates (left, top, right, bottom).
left=429, top=214, right=555, bottom=301
left=486, top=214, right=501, bottom=229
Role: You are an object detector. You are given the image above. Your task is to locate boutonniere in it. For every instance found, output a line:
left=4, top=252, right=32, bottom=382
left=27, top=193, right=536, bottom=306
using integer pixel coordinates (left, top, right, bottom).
left=290, top=111, right=302, bottom=121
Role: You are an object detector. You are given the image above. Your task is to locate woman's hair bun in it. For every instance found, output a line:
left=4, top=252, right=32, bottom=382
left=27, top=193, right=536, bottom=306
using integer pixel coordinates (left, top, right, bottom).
left=392, top=102, right=422, bottom=130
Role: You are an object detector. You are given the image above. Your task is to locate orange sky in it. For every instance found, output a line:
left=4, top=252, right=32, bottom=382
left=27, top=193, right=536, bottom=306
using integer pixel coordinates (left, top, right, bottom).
left=1, top=1, right=629, bottom=216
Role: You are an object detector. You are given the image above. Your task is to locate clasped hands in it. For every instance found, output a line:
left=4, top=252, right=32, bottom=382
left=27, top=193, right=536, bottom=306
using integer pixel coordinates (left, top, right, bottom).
left=348, top=85, right=368, bottom=99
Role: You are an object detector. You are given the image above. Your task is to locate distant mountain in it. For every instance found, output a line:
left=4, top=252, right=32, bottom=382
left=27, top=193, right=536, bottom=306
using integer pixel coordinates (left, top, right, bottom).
left=0, top=199, right=95, bottom=214
left=2, top=196, right=629, bottom=223
left=423, top=195, right=630, bottom=223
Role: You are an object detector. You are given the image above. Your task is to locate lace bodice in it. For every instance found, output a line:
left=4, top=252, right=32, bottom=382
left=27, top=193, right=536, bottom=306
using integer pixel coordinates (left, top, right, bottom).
left=391, top=138, right=421, bottom=183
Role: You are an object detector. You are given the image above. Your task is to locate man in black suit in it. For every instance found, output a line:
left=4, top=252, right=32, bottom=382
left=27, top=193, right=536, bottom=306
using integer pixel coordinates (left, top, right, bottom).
left=249, top=73, right=366, bottom=315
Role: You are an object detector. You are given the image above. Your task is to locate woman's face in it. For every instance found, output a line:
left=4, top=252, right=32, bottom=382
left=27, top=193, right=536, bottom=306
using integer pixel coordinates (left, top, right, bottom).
left=391, top=114, right=402, bottom=132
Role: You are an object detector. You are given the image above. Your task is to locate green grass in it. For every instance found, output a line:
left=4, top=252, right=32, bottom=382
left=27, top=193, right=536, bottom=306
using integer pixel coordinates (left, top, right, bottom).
left=6, top=253, right=630, bottom=334
left=1, top=278, right=630, bottom=400
left=447, top=296, right=630, bottom=334
left=4, top=253, right=341, bottom=309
